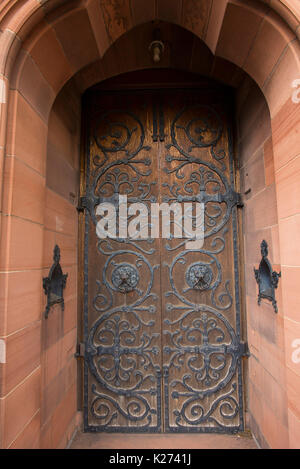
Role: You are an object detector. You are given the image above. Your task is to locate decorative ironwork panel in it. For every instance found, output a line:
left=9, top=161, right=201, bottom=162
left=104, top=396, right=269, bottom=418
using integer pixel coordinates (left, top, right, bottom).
left=160, top=92, right=245, bottom=433
left=82, top=88, right=246, bottom=434
left=83, top=92, right=162, bottom=432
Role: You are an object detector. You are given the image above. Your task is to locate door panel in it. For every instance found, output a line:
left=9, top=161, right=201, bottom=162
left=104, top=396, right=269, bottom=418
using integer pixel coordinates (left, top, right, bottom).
left=81, top=88, right=246, bottom=433
left=83, top=92, right=162, bottom=431
left=160, top=93, right=244, bottom=432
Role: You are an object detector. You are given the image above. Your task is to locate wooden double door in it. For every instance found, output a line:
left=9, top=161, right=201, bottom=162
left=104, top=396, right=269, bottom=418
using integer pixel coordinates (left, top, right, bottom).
left=80, top=86, right=247, bottom=433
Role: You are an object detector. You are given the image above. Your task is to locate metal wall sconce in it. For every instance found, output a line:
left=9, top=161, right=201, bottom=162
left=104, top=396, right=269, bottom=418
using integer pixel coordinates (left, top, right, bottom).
left=43, top=245, right=68, bottom=319
left=149, top=28, right=164, bottom=63
left=254, top=240, right=281, bottom=313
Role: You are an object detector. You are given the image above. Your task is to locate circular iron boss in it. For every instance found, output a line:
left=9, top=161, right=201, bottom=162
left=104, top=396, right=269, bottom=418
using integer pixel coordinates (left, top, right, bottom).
left=111, top=263, right=140, bottom=293
left=185, top=263, right=213, bottom=290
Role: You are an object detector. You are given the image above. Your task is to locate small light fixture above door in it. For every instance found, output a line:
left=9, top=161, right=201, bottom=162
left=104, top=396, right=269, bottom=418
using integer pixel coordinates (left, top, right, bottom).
left=149, top=28, right=164, bottom=63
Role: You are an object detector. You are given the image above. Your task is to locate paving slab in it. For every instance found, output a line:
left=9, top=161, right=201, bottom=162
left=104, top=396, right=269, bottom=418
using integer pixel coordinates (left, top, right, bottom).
left=69, top=431, right=258, bottom=449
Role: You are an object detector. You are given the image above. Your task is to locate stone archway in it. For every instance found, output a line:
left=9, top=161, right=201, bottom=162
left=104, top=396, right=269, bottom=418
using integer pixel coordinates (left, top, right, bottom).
left=0, top=0, right=299, bottom=449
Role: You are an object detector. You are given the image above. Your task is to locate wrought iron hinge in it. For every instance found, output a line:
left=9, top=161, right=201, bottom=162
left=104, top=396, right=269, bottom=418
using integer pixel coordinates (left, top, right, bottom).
left=217, top=189, right=243, bottom=208
left=236, top=193, right=244, bottom=208
left=231, top=191, right=244, bottom=208
left=77, top=196, right=88, bottom=213
left=75, top=342, right=85, bottom=358
left=77, top=193, right=115, bottom=214
left=239, top=341, right=250, bottom=358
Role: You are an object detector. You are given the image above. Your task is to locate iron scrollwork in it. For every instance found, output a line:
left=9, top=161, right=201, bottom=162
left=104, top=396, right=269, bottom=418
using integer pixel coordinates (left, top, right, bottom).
left=254, top=240, right=281, bottom=313
left=162, top=102, right=245, bottom=433
left=86, top=245, right=161, bottom=431
left=43, top=245, right=68, bottom=319
left=84, top=104, right=161, bottom=432
left=83, top=94, right=245, bottom=434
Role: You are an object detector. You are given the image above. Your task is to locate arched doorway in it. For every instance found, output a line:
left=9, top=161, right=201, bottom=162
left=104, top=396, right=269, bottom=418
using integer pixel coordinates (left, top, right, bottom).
left=1, top=0, right=299, bottom=448
left=79, top=70, right=247, bottom=433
